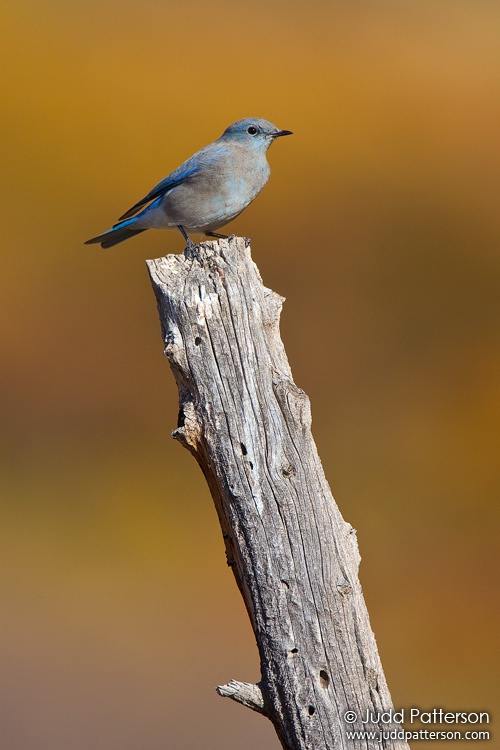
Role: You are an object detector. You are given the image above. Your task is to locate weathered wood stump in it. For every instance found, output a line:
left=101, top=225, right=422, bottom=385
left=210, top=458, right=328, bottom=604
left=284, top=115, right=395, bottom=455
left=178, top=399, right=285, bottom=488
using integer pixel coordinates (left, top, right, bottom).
left=147, top=236, right=408, bottom=750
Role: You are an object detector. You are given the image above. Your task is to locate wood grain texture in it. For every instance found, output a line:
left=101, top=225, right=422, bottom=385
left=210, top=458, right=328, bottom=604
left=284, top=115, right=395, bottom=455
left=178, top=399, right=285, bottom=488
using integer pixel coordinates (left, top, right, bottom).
left=147, top=236, right=409, bottom=750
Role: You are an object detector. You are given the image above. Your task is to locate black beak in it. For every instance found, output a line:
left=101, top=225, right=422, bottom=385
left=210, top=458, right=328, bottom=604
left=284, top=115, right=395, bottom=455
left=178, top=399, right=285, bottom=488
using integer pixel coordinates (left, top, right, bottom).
left=272, top=129, right=293, bottom=138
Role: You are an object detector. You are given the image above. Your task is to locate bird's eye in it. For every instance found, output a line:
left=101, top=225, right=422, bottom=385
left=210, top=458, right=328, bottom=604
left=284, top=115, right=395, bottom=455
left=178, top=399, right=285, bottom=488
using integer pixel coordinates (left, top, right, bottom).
left=247, top=126, right=258, bottom=135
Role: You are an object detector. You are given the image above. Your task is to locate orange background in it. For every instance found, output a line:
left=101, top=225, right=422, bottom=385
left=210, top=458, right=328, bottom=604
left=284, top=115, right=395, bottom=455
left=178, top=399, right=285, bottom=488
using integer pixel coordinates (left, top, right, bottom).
left=1, top=2, right=499, bottom=748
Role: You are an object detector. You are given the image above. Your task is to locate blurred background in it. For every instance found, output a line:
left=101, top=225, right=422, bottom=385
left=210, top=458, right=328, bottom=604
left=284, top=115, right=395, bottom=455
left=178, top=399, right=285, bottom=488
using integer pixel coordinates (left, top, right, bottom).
left=1, top=1, right=499, bottom=747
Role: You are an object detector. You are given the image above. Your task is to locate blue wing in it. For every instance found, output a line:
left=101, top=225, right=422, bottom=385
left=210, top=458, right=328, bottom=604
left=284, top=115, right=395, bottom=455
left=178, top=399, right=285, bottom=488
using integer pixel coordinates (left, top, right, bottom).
left=118, top=163, right=199, bottom=221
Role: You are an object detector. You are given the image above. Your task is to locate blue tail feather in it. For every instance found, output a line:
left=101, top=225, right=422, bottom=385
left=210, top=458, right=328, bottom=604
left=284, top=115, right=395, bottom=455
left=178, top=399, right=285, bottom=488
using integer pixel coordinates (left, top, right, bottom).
left=85, top=217, right=147, bottom=248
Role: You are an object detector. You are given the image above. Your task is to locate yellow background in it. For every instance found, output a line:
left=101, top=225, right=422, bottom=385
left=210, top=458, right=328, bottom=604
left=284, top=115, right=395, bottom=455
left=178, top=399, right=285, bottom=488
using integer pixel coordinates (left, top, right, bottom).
left=1, top=1, right=498, bottom=747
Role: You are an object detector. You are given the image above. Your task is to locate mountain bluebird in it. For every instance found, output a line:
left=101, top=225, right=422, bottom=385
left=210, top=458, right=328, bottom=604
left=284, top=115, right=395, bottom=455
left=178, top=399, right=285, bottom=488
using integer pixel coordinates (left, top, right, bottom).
left=85, top=117, right=292, bottom=248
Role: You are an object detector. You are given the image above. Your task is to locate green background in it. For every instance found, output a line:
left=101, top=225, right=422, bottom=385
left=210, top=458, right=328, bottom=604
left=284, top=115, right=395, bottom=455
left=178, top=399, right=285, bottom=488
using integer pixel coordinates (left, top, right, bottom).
left=1, top=1, right=498, bottom=747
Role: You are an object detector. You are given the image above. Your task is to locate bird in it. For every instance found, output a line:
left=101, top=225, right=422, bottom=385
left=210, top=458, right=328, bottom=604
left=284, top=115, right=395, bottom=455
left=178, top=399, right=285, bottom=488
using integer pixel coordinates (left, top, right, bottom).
left=85, top=117, right=292, bottom=249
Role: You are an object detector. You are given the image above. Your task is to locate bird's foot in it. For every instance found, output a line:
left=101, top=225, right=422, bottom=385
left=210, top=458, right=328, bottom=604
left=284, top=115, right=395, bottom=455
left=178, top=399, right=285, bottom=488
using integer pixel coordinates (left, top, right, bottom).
left=177, top=225, right=198, bottom=250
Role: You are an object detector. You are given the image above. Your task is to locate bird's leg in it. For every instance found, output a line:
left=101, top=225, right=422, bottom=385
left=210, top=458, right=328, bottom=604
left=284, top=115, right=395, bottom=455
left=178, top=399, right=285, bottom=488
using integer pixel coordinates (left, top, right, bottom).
left=205, top=231, right=229, bottom=239
left=177, top=225, right=196, bottom=248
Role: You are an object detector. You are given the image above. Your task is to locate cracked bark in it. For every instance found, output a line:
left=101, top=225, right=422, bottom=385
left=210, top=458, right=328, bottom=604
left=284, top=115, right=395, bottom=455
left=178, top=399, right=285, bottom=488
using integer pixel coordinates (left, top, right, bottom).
left=147, top=236, right=409, bottom=750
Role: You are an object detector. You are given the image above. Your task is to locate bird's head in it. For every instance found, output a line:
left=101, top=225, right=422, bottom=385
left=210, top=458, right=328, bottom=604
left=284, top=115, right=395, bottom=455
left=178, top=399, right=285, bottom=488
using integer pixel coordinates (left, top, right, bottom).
left=221, top=118, right=293, bottom=151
